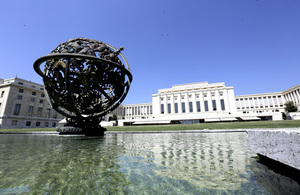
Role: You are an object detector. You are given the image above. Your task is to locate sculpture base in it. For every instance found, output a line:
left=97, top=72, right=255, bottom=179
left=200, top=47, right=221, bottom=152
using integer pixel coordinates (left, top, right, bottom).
left=57, top=126, right=106, bottom=136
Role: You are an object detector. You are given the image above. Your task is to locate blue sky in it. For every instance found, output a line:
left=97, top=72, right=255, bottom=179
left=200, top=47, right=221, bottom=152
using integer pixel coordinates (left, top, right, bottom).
left=0, top=0, right=299, bottom=104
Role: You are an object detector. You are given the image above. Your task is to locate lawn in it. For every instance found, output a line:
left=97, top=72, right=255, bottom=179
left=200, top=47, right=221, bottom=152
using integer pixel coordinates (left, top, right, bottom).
left=106, top=120, right=300, bottom=131
left=1, top=120, right=299, bottom=133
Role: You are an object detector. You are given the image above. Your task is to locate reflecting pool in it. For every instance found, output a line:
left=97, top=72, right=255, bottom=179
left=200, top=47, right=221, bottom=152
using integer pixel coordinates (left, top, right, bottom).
left=0, top=133, right=298, bottom=194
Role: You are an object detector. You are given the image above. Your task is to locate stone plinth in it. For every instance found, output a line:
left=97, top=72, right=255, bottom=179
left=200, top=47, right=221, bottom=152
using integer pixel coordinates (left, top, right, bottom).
left=247, top=129, right=300, bottom=170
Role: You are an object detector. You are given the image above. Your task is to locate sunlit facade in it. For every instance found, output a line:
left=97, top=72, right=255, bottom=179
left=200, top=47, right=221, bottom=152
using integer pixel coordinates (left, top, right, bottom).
left=0, top=77, right=64, bottom=129
left=118, top=82, right=300, bottom=126
left=1, top=77, right=299, bottom=128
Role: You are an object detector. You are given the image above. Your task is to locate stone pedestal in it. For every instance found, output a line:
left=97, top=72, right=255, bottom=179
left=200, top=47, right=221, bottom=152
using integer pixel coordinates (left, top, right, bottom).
left=57, top=126, right=106, bottom=136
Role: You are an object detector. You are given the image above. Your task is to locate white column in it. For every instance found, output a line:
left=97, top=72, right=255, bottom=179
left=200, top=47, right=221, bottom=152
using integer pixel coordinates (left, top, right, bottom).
left=171, top=94, right=175, bottom=114
left=215, top=90, right=221, bottom=111
left=296, top=90, right=300, bottom=103
left=184, top=93, right=190, bottom=113
left=200, top=91, right=205, bottom=113
left=207, top=91, right=213, bottom=112
left=293, top=91, right=299, bottom=103
left=192, top=92, right=197, bottom=113
left=178, top=93, right=182, bottom=113
left=271, top=96, right=275, bottom=108
left=158, top=95, right=161, bottom=115
left=251, top=98, right=255, bottom=109
left=164, top=95, right=167, bottom=114
left=223, top=90, right=230, bottom=112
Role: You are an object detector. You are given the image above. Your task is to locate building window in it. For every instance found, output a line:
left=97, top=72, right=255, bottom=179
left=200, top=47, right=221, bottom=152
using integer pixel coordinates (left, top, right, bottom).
left=52, top=122, right=57, bottom=127
left=175, top=103, right=178, bottom=113
left=161, top=104, right=164, bottom=114
left=220, top=99, right=225, bottom=110
left=196, top=101, right=201, bottom=112
left=31, top=98, right=35, bottom=102
left=38, top=107, right=43, bottom=117
left=212, top=100, right=217, bottom=111
left=53, top=112, right=57, bottom=119
left=32, top=92, right=36, bottom=96
left=19, top=89, right=24, bottom=93
left=40, top=99, right=44, bottom=104
left=189, top=102, right=193, bottom=112
left=46, top=108, right=51, bottom=118
left=36, top=122, right=41, bottom=127
left=182, top=102, right=186, bottom=113
left=11, top=120, right=18, bottom=126
left=167, top=103, right=171, bottom=114
left=17, top=95, right=23, bottom=100
left=18, top=82, right=23, bottom=85
left=28, top=106, right=34, bottom=116
left=1, top=91, right=4, bottom=98
left=13, top=104, right=21, bottom=115
left=41, top=94, right=45, bottom=98
left=204, top=101, right=209, bottom=112
left=26, top=121, right=31, bottom=126
left=45, top=122, right=49, bottom=127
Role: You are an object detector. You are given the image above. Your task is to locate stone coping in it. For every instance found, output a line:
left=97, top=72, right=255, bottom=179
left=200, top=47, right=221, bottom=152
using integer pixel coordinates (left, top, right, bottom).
left=0, top=128, right=299, bottom=135
left=0, top=129, right=247, bottom=135
left=247, top=129, right=300, bottom=171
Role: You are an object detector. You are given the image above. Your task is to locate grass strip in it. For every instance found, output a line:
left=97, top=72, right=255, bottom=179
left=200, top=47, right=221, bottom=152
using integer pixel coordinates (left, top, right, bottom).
left=0, top=120, right=299, bottom=133
left=106, top=120, right=300, bottom=131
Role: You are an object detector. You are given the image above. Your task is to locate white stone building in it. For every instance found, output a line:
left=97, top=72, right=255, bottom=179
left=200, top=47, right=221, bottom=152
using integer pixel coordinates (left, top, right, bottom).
left=118, top=82, right=300, bottom=126
left=1, top=77, right=299, bottom=128
left=0, top=77, right=64, bottom=129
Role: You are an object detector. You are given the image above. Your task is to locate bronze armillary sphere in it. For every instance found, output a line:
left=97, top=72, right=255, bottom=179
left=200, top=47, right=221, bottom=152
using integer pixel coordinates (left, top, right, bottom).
left=34, top=38, right=132, bottom=135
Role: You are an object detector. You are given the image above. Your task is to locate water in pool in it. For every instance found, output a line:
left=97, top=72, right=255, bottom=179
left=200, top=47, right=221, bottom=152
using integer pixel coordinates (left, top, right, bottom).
left=0, top=133, right=298, bottom=194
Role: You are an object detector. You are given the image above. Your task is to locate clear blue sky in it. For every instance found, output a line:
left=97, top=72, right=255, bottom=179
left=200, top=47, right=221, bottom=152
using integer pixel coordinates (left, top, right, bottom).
left=1, top=0, right=299, bottom=104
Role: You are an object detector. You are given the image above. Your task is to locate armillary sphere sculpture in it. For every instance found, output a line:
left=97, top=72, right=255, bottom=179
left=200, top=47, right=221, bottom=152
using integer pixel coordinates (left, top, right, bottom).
left=34, top=38, right=132, bottom=136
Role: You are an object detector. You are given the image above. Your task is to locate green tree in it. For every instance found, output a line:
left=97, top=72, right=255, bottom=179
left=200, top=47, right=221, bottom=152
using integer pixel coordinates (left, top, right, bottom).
left=111, top=114, right=118, bottom=121
left=284, top=101, right=298, bottom=112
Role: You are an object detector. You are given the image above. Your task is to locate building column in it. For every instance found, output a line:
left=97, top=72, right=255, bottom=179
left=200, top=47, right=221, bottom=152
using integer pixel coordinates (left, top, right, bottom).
left=295, top=90, right=300, bottom=103
left=223, top=90, right=230, bottom=112
left=200, top=91, right=205, bottom=113
left=171, top=94, right=175, bottom=114
left=192, top=92, right=197, bottom=113
left=185, top=93, right=190, bottom=113
left=271, top=96, right=275, bottom=108
left=178, top=93, right=182, bottom=113
left=215, top=90, right=221, bottom=111
left=292, top=90, right=299, bottom=103
left=207, top=91, right=213, bottom=112
left=164, top=95, right=167, bottom=115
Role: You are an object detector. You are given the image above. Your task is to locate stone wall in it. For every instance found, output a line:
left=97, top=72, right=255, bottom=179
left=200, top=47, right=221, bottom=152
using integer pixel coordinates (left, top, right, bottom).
left=247, top=129, right=300, bottom=170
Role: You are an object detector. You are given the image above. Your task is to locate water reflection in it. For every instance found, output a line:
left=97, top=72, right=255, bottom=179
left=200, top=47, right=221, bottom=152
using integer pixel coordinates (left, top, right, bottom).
left=0, top=133, right=294, bottom=194
left=250, top=159, right=300, bottom=194
left=115, top=133, right=268, bottom=194
left=0, top=135, right=129, bottom=194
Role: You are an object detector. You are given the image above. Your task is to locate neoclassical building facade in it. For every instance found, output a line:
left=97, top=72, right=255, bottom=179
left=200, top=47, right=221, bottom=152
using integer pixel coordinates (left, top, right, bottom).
left=119, top=82, right=300, bottom=126
left=0, top=77, right=64, bottom=129
left=1, top=77, right=299, bottom=128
